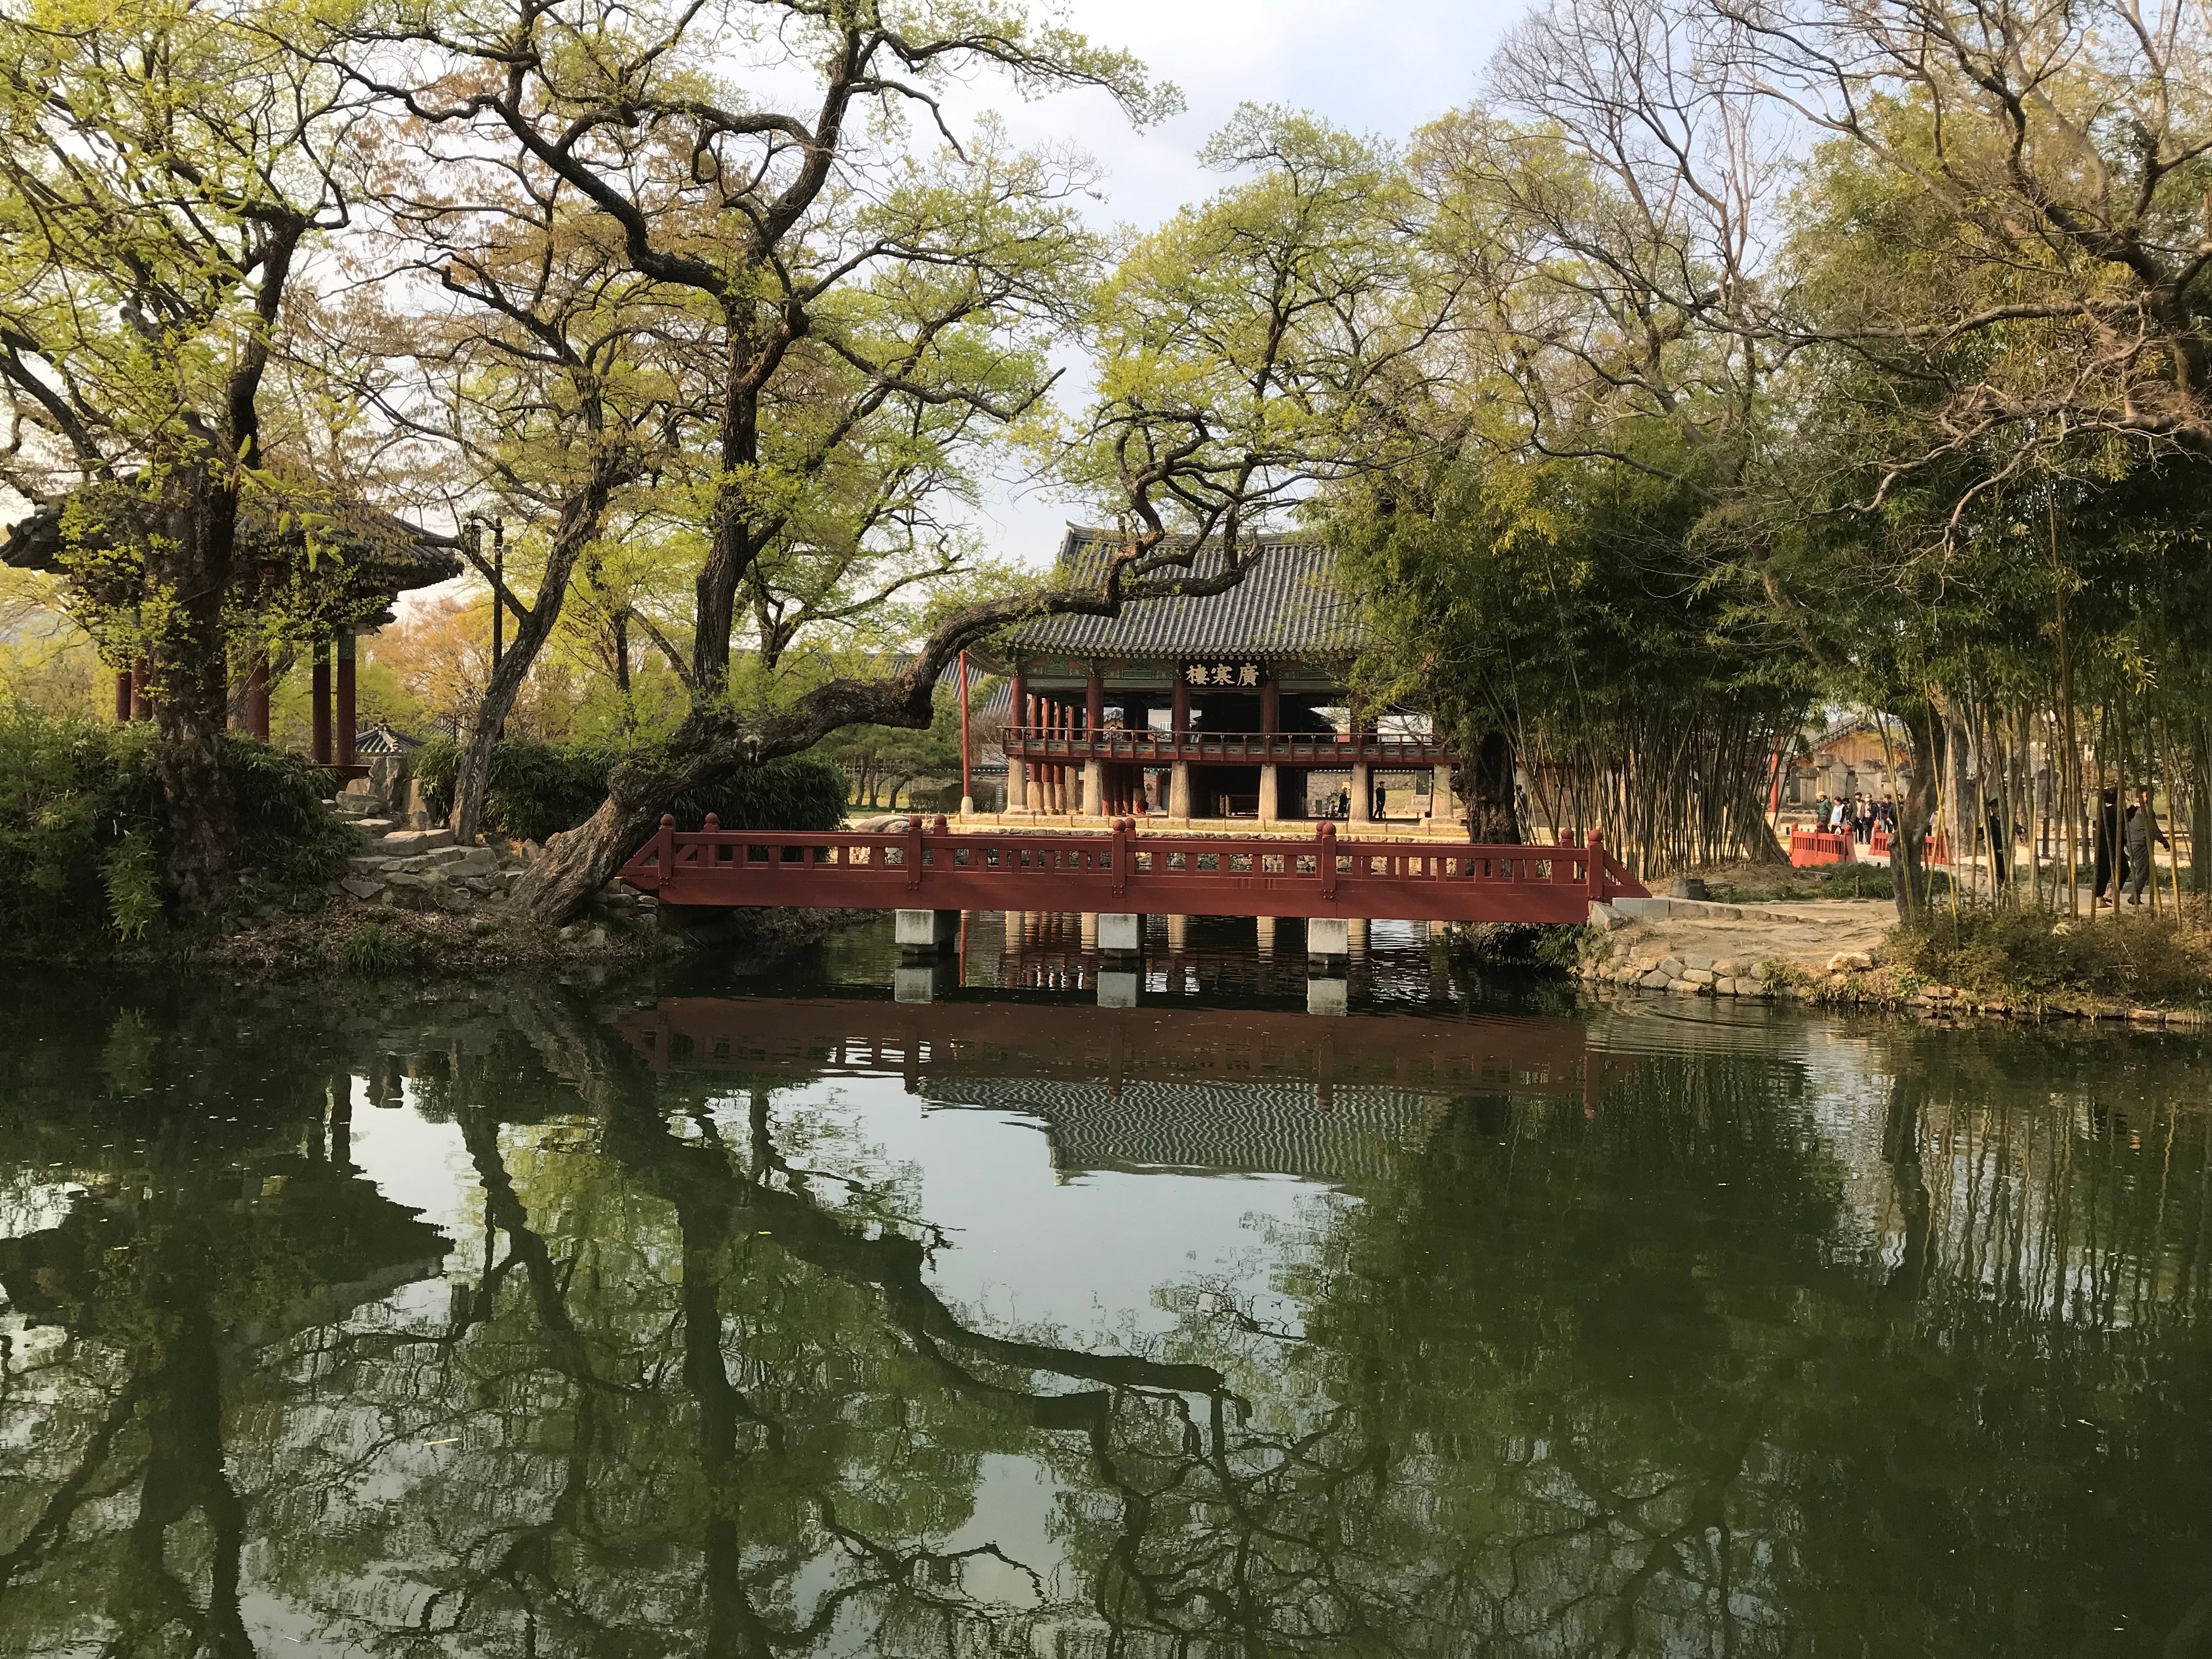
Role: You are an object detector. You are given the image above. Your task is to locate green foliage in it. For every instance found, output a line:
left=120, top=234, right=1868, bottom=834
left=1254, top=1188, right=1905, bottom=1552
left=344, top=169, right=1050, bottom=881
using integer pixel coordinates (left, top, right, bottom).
left=100, top=837, right=161, bottom=941
left=336, top=922, right=420, bottom=980
left=0, top=707, right=352, bottom=955
left=415, top=736, right=849, bottom=842
left=1894, top=909, right=2212, bottom=1006
left=813, top=691, right=966, bottom=809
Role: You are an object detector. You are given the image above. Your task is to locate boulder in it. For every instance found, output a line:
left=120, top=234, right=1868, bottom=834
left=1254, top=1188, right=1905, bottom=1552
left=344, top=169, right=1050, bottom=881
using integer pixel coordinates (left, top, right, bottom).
left=1639, top=970, right=1672, bottom=990
left=340, top=877, right=385, bottom=901
left=1826, top=950, right=1875, bottom=973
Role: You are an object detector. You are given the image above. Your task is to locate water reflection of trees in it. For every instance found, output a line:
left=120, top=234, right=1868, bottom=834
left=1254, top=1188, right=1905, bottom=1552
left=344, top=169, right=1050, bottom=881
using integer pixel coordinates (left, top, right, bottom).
left=2, top=980, right=2209, bottom=1657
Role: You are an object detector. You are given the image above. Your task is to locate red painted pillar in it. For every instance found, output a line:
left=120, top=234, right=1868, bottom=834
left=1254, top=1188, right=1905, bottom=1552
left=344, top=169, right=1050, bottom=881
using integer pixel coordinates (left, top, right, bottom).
left=1086, top=665, right=1104, bottom=737
left=335, top=634, right=357, bottom=768
left=130, top=659, right=150, bottom=722
left=1009, top=664, right=1026, bottom=740
left=1261, top=672, right=1279, bottom=735
left=113, top=667, right=132, bottom=722
left=311, top=638, right=332, bottom=765
left=246, top=652, right=269, bottom=740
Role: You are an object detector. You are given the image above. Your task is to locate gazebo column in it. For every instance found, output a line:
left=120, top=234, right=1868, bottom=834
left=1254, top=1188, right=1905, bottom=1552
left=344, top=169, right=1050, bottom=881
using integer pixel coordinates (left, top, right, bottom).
left=1257, top=669, right=1280, bottom=825
left=311, top=637, right=332, bottom=766
left=335, top=633, right=357, bottom=769
left=1081, top=670, right=1104, bottom=817
left=131, top=659, right=150, bottom=722
left=1020, top=693, right=1039, bottom=810
left=113, top=667, right=132, bottom=723
left=1169, top=676, right=1191, bottom=822
left=1349, top=707, right=1372, bottom=824
left=247, top=652, right=270, bottom=741
left=1009, top=667, right=1030, bottom=812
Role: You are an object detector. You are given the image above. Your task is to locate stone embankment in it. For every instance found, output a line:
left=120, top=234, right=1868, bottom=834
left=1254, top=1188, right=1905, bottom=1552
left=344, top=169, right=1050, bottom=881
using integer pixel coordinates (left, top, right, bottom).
left=332, top=820, right=658, bottom=928
left=1577, top=895, right=2210, bottom=1028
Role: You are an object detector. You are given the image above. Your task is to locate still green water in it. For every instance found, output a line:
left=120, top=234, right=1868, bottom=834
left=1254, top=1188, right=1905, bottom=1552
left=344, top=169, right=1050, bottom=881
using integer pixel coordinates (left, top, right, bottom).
left=3, top=915, right=2209, bottom=1657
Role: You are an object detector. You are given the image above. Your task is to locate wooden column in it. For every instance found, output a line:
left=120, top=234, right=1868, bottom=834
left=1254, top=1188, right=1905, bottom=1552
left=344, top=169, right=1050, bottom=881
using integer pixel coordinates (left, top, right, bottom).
left=130, top=660, right=150, bottom=721
left=246, top=652, right=270, bottom=740
left=1172, top=676, right=1189, bottom=737
left=114, top=668, right=132, bottom=722
left=311, top=638, right=332, bottom=765
left=335, top=634, right=357, bottom=768
left=1261, top=672, right=1279, bottom=734
left=1086, top=665, right=1104, bottom=735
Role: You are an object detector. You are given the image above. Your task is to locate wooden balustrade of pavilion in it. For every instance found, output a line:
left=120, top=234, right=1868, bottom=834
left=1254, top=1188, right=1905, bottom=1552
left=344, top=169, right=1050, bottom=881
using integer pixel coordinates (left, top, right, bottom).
left=971, top=528, right=1460, bottom=833
left=2, top=494, right=460, bottom=780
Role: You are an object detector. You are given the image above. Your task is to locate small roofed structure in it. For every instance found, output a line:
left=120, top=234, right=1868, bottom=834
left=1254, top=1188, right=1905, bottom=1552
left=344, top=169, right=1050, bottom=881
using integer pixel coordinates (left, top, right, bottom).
left=2, top=490, right=460, bottom=776
left=979, top=527, right=1457, bottom=829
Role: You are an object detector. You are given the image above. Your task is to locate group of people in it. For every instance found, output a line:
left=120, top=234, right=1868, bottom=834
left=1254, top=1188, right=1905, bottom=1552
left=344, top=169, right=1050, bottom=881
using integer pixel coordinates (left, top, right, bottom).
left=2094, top=786, right=2170, bottom=907
left=1814, top=792, right=1898, bottom=845
left=1813, top=784, right=2170, bottom=906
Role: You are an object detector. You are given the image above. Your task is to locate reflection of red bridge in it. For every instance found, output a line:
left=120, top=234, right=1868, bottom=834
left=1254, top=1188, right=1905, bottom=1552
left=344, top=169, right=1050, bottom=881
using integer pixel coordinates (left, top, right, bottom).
left=617, top=996, right=1640, bottom=1111
left=622, top=817, right=1647, bottom=923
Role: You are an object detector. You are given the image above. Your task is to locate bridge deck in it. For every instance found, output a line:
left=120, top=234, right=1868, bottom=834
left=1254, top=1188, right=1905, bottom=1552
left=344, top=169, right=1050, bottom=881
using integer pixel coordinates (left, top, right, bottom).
left=620, top=817, right=1647, bottom=924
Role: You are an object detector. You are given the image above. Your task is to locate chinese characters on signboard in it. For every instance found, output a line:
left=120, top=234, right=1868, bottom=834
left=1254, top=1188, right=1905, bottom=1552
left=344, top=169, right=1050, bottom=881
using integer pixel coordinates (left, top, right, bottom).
left=1181, top=660, right=1264, bottom=689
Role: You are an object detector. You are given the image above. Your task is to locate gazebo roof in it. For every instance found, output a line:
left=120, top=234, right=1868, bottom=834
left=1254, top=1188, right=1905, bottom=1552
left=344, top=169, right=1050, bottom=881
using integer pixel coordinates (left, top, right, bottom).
left=1008, top=527, right=1367, bottom=664
left=0, top=492, right=462, bottom=596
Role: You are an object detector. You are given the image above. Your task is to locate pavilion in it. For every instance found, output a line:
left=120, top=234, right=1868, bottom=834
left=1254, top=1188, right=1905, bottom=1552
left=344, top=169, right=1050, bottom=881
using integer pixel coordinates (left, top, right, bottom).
left=1, top=494, right=459, bottom=778
left=980, top=528, right=1459, bottom=830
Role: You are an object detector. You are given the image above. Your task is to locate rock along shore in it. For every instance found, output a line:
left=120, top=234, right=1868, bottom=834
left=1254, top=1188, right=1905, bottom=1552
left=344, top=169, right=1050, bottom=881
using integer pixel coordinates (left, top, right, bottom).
left=1576, top=895, right=2210, bottom=1029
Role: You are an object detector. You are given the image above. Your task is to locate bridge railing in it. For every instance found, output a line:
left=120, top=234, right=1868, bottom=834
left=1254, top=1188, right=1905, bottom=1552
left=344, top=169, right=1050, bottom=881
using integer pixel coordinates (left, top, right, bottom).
left=620, top=816, right=1647, bottom=923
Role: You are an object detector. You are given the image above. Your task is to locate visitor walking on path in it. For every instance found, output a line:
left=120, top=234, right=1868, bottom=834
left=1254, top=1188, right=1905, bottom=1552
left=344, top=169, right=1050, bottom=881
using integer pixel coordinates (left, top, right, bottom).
left=2124, top=788, right=2170, bottom=905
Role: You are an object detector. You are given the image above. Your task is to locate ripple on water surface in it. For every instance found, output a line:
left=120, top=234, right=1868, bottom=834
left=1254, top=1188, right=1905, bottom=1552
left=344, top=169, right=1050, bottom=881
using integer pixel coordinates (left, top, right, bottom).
left=2, top=913, right=2208, bottom=1657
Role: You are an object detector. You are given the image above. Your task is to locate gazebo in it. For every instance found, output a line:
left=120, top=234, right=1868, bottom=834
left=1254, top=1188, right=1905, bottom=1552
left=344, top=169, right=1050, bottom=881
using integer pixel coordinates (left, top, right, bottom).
left=982, top=528, right=1459, bottom=829
left=1, top=494, right=460, bottom=777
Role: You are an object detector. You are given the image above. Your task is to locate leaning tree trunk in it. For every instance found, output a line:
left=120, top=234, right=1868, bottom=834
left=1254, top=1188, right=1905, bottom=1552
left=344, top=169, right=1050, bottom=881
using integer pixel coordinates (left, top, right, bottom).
left=513, top=720, right=730, bottom=923
left=147, top=472, right=239, bottom=911
left=450, top=481, right=609, bottom=844
left=1463, top=730, right=1522, bottom=843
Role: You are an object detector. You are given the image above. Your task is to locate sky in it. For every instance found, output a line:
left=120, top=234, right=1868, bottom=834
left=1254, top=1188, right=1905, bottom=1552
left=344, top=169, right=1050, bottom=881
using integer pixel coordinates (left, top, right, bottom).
left=936, top=0, right=1533, bottom=566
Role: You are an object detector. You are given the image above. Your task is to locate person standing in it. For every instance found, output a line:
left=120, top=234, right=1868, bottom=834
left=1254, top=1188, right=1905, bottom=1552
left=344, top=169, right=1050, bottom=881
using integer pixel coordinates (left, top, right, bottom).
left=2124, top=787, right=2170, bottom=905
left=2092, top=786, right=2121, bottom=907
left=1985, top=797, right=2008, bottom=886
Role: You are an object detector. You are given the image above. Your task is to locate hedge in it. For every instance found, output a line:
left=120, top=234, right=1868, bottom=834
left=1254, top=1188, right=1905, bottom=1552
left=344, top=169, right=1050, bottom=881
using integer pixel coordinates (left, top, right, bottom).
left=413, top=736, right=849, bottom=843
left=0, top=707, right=356, bottom=951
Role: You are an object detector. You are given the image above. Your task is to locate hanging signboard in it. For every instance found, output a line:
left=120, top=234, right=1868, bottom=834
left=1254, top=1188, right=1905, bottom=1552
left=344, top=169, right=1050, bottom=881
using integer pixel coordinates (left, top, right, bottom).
left=1180, top=660, right=1264, bottom=689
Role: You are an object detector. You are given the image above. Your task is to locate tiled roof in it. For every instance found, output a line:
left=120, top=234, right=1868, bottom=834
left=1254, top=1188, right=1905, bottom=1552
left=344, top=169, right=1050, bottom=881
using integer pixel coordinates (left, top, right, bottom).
left=1008, top=528, right=1365, bottom=662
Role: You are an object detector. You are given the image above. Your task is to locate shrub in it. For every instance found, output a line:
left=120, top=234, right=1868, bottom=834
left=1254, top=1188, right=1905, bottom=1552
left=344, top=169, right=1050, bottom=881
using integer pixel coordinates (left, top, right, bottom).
left=1893, top=907, right=2212, bottom=1005
left=414, top=736, right=849, bottom=842
left=0, top=706, right=354, bottom=955
left=337, top=921, right=420, bottom=979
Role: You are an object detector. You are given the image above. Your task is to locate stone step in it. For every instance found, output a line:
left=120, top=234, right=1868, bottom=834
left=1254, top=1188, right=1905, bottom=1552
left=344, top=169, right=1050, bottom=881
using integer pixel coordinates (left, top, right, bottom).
left=373, top=827, right=454, bottom=854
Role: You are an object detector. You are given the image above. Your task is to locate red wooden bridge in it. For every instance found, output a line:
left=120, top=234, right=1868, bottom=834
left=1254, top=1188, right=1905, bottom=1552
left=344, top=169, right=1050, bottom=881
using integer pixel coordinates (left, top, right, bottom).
left=619, top=816, right=1647, bottom=923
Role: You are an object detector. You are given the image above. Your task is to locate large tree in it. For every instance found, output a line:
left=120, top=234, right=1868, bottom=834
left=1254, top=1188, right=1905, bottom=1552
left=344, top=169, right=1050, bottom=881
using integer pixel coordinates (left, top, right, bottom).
left=0, top=0, right=365, bottom=906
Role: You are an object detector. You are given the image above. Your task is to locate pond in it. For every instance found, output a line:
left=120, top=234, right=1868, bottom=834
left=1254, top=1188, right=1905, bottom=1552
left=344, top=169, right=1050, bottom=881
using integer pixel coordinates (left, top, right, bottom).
left=3, top=914, right=2209, bottom=1657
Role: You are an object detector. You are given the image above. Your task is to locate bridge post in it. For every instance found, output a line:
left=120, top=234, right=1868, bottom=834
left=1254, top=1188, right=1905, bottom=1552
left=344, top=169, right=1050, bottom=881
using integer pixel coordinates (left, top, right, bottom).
left=1585, top=828, right=1607, bottom=905
left=1096, top=912, right=1142, bottom=956
left=895, top=909, right=960, bottom=954
left=1308, top=917, right=1350, bottom=962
